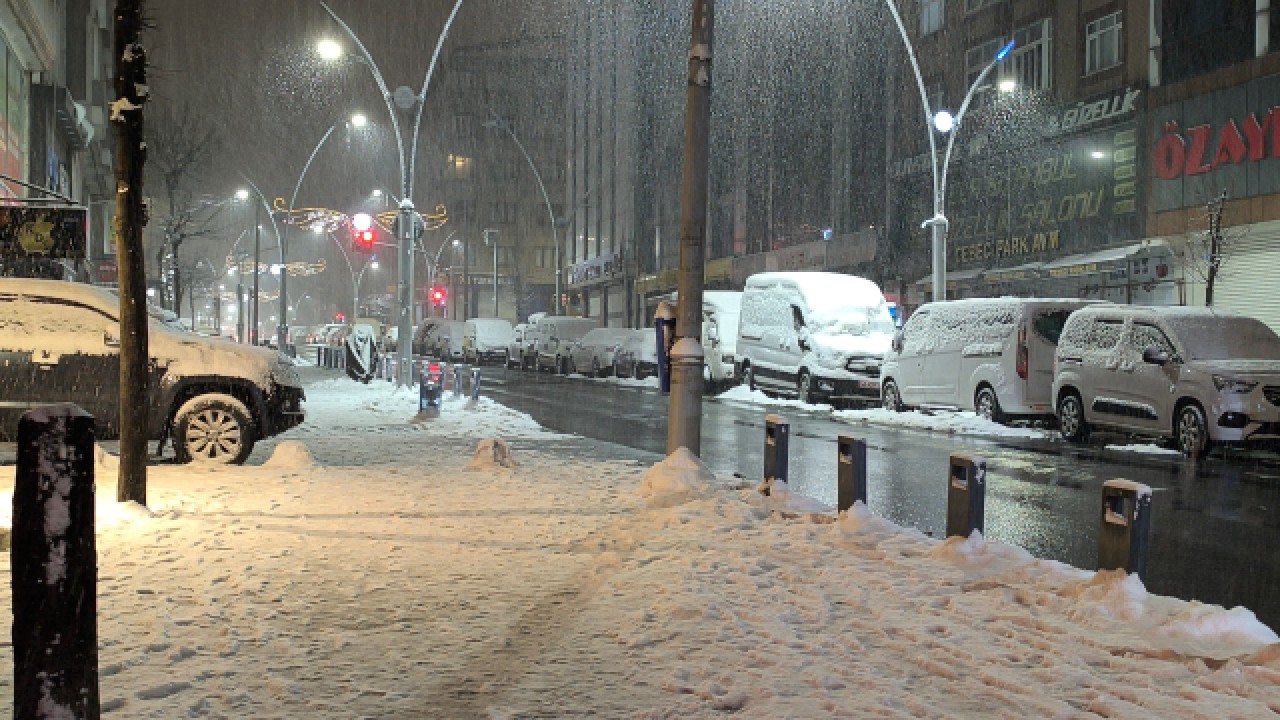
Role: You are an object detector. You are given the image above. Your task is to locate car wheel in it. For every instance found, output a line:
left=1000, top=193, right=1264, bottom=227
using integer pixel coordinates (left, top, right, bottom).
left=173, top=393, right=255, bottom=465
left=1057, top=391, right=1089, bottom=444
left=742, top=364, right=756, bottom=392
left=975, top=385, right=1006, bottom=424
left=1176, top=403, right=1212, bottom=460
left=798, top=371, right=814, bottom=404
left=882, top=379, right=903, bottom=412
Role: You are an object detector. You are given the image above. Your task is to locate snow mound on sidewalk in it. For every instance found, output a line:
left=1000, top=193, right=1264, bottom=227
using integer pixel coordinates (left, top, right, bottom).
left=263, top=440, right=317, bottom=469
left=638, top=447, right=714, bottom=508
left=94, top=444, right=119, bottom=474
left=465, top=438, right=517, bottom=471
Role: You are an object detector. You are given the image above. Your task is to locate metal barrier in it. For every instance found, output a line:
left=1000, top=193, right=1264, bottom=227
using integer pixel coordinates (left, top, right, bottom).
left=837, top=435, right=867, bottom=514
left=1097, top=479, right=1152, bottom=577
left=946, top=453, right=986, bottom=538
left=762, top=414, right=790, bottom=496
left=470, top=368, right=481, bottom=402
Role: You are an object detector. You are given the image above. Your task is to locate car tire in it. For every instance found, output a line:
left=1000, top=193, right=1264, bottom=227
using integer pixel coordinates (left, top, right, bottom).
left=798, top=371, right=815, bottom=404
left=742, top=364, right=756, bottom=392
left=882, top=379, right=903, bottom=412
left=1176, top=403, right=1212, bottom=460
left=173, top=393, right=256, bottom=465
left=975, top=385, right=1006, bottom=424
left=1057, top=391, right=1089, bottom=444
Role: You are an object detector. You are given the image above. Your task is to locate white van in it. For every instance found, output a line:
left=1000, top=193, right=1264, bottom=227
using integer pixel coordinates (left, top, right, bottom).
left=463, top=318, right=514, bottom=365
left=735, top=272, right=895, bottom=404
left=532, top=316, right=599, bottom=373
left=880, top=298, right=1097, bottom=423
left=662, top=290, right=743, bottom=389
left=432, top=319, right=466, bottom=361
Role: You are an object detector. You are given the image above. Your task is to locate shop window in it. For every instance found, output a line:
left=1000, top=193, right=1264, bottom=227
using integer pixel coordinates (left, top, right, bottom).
left=1085, top=12, right=1123, bottom=75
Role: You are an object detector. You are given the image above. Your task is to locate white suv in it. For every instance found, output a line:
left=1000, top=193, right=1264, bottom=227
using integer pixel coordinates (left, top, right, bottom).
left=1053, top=305, right=1280, bottom=458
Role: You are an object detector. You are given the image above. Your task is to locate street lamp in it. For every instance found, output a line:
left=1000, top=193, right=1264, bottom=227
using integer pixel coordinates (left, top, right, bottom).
left=319, top=0, right=465, bottom=386
left=483, top=113, right=561, bottom=315
left=883, top=1, right=1014, bottom=302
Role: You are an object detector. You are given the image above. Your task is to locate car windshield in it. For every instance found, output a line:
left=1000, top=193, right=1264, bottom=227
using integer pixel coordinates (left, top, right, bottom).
left=827, top=306, right=896, bottom=336
left=1166, top=316, right=1280, bottom=360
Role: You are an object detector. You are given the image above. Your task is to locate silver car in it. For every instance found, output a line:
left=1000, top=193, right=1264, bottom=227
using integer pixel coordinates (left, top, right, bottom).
left=1053, top=305, right=1280, bottom=459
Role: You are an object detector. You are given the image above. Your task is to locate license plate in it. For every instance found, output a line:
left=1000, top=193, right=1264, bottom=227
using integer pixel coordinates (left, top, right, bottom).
left=857, top=380, right=879, bottom=389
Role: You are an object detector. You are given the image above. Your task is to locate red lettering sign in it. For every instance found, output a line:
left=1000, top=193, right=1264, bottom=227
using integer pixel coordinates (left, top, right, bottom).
left=1154, top=107, right=1280, bottom=179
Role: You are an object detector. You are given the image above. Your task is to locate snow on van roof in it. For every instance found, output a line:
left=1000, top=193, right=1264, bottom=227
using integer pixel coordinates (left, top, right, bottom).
left=745, top=271, right=886, bottom=316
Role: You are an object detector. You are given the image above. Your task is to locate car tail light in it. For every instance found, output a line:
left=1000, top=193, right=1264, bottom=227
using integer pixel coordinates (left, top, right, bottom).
left=428, top=363, right=441, bottom=373
left=1016, top=325, right=1028, bottom=380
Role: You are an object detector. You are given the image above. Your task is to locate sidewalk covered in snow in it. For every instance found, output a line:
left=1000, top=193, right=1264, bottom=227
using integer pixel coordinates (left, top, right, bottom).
left=0, top=375, right=1278, bottom=718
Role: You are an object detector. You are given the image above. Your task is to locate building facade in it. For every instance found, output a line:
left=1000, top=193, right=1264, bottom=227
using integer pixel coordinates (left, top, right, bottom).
left=0, top=0, right=115, bottom=278
left=888, top=0, right=1280, bottom=330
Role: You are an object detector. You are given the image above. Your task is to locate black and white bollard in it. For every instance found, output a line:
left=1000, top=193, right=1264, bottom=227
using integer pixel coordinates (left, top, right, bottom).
left=12, top=404, right=100, bottom=718
left=470, top=368, right=481, bottom=402
left=1097, top=479, right=1152, bottom=578
left=453, top=365, right=463, bottom=399
left=946, top=452, right=986, bottom=538
left=837, top=435, right=867, bottom=514
left=762, top=414, right=790, bottom=496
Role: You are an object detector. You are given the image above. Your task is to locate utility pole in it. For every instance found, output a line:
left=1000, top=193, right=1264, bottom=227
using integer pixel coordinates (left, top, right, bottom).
left=667, top=0, right=714, bottom=456
left=113, top=0, right=150, bottom=504
left=252, top=204, right=261, bottom=344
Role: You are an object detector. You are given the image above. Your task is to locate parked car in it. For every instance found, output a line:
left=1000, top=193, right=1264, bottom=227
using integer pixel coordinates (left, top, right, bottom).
left=662, top=290, right=743, bottom=389
left=463, top=318, right=515, bottom=365
left=532, top=316, right=598, bottom=373
left=880, top=298, right=1098, bottom=423
left=507, top=323, right=529, bottom=368
left=615, top=328, right=658, bottom=379
left=431, top=319, right=467, bottom=361
left=1053, top=305, right=1280, bottom=458
left=735, top=271, right=895, bottom=405
left=517, top=312, right=548, bottom=369
left=0, top=279, right=305, bottom=464
left=567, top=327, right=633, bottom=376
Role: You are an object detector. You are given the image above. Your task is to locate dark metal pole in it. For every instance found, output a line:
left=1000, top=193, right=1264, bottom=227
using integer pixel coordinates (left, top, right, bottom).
left=666, top=0, right=714, bottom=455
left=252, top=204, right=261, bottom=345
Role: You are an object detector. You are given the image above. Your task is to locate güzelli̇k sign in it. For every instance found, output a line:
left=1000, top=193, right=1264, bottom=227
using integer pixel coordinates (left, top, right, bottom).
left=1153, top=109, right=1280, bottom=179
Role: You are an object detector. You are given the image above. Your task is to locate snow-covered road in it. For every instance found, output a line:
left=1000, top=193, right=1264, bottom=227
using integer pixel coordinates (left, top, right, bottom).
left=0, top=375, right=1277, bottom=718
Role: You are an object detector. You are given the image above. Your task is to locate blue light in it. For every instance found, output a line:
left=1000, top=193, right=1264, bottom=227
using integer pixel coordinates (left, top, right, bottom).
left=995, top=40, right=1016, bottom=61
left=822, top=228, right=833, bottom=240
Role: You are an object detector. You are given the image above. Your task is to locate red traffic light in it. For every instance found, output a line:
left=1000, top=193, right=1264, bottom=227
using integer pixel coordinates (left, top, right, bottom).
left=429, top=287, right=447, bottom=305
left=335, top=312, right=346, bottom=322
left=354, top=228, right=376, bottom=250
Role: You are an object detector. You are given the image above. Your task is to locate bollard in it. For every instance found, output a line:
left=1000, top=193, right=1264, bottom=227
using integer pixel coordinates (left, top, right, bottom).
left=946, top=452, right=986, bottom=538
left=417, top=362, right=443, bottom=418
left=837, top=435, right=867, bottom=514
left=470, top=368, right=481, bottom=402
left=1097, top=479, right=1152, bottom=578
left=316, top=346, right=323, bottom=367
left=453, top=365, right=463, bottom=399
left=12, top=404, right=100, bottom=718
left=762, top=414, right=790, bottom=496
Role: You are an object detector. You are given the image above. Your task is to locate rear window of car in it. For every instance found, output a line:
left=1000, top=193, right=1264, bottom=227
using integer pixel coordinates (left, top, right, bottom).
left=1032, top=309, right=1072, bottom=345
left=1061, top=315, right=1124, bottom=352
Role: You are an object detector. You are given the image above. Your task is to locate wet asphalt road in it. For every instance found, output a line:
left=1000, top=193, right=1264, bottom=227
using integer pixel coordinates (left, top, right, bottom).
left=480, top=366, right=1280, bottom=630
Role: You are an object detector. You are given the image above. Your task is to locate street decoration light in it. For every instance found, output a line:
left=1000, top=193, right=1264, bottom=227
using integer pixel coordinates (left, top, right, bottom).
left=883, top=0, right=1013, bottom=302
left=319, top=0, right=466, bottom=386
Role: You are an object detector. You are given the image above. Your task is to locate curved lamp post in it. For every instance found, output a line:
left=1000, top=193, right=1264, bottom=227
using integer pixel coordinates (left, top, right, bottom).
left=483, top=114, right=561, bottom=315
left=319, top=0, right=465, bottom=386
left=883, top=0, right=1013, bottom=302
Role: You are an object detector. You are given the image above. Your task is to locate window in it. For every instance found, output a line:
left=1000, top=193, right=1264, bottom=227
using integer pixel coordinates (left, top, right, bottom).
left=491, top=202, right=518, bottom=224
left=452, top=114, right=475, bottom=140
left=964, top=0, right=1001, bottom=14
left=1133, top=323, right=1177, bottom=359
left=1085, top=12, right=1123, bottom=75
left=447, top=154, right=472, bottom=179
left=965, top=37, right=1006, bottom=101
left=919, top=0, right=944, bottom=35
left=1008, top=19, right=1052, bottom=92
left=1032, top=309, right=1071, bottom=345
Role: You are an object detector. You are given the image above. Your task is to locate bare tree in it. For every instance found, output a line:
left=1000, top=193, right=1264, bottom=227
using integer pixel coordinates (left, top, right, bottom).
left=147, top=101, right=223, bottom=313
left=1170, top=190, right=1245, bottom=307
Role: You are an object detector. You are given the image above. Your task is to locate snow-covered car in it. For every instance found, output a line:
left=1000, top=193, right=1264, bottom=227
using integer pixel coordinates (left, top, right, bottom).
left=1053, top=305, right=1280, bottom=458
left=615, top=328, right=658, bottom=379
left=431, top=319, right=466, bottom=361
left=880, top=298, right=1098, bottom=423
left=0, top=278, right=305, bottom=464
left=532, top=316, right=598, bottom=374
left=568, top=327, right=633, bottom=376
left=413, top=318, right=445, bottom=356
left=463, top=318, right=514, bottom=365
left=735, top=272, right=895, bottom=405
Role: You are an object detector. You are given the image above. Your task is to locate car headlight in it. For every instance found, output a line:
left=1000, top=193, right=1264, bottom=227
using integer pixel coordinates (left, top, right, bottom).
left=1212, top=375, right=1258, bottom=393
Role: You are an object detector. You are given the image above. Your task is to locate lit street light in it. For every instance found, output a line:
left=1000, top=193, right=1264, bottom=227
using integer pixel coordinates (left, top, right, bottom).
left=884, top=0, right=1014, bottom=302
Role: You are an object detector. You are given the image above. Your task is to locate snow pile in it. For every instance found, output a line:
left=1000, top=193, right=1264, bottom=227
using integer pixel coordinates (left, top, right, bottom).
left=465, top=438, right=517, bottom=471
left=262, top=440, right=316, bottom=469
left=756, top=477, right=832, bottom=515
left=638, top=447, right=714, bottom=508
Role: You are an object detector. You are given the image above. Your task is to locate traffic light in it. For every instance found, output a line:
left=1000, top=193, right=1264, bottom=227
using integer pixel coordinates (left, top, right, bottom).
left=429, top=286, right=447, bottom=306
left=351, top=213, right=377, bottom=252
left=335, top=312, right=346, bottom=322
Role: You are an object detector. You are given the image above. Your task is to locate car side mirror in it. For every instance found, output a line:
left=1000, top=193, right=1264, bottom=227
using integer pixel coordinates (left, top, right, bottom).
left=104, top=330, right=121, bottom=348
left=1142, top=347, right=1170, bottom=366
left=798, top=337, right=811, bottom=352
left=891, top=331, right=904, bottom=354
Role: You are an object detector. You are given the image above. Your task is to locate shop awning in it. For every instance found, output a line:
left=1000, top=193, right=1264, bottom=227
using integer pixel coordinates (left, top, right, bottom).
left=1041, top=243, right=1146, bottom=278
left=981, top=262, right=1043, bottom=283
left=912, top=268, right=985, bottom=285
